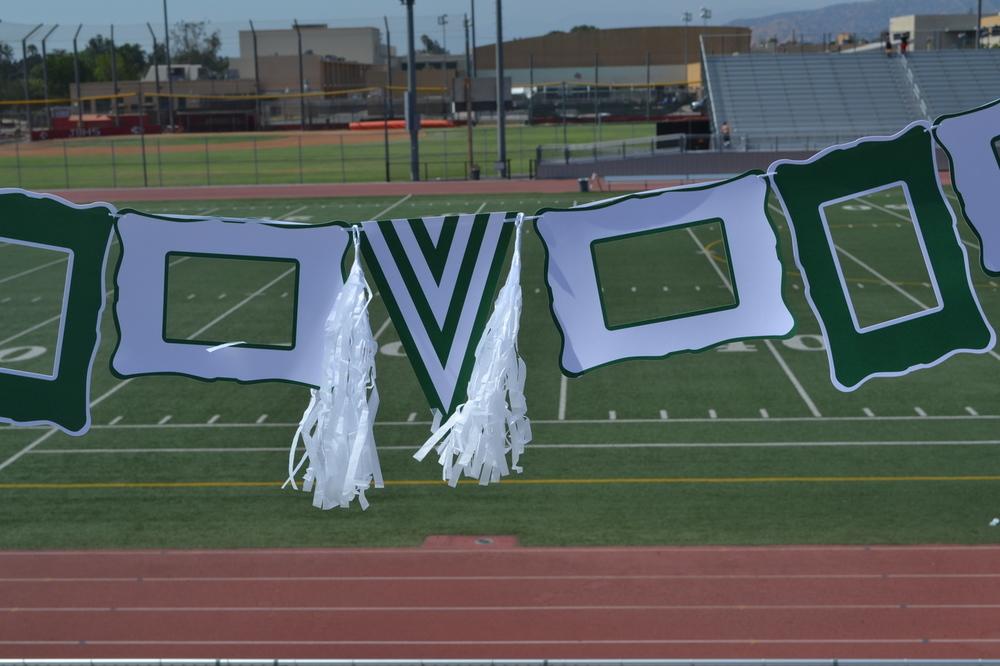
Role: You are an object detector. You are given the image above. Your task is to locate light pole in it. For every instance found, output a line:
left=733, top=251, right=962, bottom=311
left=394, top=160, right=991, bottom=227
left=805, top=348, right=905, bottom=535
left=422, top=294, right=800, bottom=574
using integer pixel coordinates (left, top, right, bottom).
left=438, top=14, right=449, bottom=117
left=21, top=23, right=42, bottom=136
left=977, top=0, right=983, bottom=49
left=470, top=0, right=478, bottom=77
left=163, top=0, right=175, bottom=130
left=495, top=0, right=507, bottom=178
left=73, top=24, right=84, bottom=130
left=40, top=24, right=58, bottom=130
left=700, top=7, right=711, bottom=27
left=401, top=0, right=419, bottom=181
left=146, top=23, right=162, bottom=126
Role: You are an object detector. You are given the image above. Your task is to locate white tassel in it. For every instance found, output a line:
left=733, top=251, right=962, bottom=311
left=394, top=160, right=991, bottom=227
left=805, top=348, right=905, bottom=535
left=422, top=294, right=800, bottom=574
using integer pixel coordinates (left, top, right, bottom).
left=414, top=214, right=532, bottom=486
left=284, top=226, right=383, bottom=510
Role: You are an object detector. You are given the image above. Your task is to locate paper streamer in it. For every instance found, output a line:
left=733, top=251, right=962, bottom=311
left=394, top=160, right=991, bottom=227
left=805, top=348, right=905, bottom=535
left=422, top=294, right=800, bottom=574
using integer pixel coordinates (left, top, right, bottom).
left=414, top=214, right=532, bottom=486
left=284, top=227, right=383, bottom=510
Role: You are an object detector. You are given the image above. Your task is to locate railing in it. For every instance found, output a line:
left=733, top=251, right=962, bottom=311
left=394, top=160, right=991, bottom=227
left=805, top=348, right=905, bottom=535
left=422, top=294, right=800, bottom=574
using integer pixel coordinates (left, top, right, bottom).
left=536, top=134, right=689, bottom=165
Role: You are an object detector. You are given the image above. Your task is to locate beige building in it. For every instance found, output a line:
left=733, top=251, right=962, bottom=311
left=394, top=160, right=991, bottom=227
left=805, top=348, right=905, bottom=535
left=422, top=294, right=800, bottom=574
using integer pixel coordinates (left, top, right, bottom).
left=233, top=24, right=384, bottom=82
left=889, top=14, right=979, bottom=50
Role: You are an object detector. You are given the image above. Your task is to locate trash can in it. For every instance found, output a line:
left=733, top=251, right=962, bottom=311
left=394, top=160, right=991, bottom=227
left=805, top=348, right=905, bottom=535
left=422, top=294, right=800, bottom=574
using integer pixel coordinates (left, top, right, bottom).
left=578, top=177, right=590, bottom=192
left=470, top=165, right=481, bottom=180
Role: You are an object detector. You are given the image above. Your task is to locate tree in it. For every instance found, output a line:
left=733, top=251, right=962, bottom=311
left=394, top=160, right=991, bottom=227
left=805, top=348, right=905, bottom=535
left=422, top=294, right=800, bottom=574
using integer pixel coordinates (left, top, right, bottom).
left=569, top=25, right=598, bottom=32
left=170, top=21, right=228, bottom=77
left=420, top=34, right=446, bottom=54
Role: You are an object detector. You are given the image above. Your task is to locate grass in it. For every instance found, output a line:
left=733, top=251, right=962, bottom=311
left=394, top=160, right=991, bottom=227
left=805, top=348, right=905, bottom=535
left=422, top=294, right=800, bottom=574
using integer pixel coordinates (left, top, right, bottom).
left=0, top=123, right=655, bottom=190
left=0, top=186, right=999, bottom=549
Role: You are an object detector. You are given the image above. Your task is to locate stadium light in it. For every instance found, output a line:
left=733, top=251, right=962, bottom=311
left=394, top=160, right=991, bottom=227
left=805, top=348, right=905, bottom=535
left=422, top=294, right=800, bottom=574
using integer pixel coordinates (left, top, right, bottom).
left=700, top=7, right=712, bottom=26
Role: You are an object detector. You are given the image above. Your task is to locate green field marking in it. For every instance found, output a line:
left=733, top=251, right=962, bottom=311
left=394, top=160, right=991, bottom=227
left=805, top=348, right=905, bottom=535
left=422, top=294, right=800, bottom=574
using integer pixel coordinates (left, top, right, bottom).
left=592, top=218, right=736, bottom=329
left=163, top=254, right=298, bottom=349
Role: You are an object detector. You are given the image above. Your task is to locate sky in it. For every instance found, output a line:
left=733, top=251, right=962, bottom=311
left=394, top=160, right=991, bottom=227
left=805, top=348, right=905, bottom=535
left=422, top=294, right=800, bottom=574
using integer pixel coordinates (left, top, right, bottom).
left=0, top=0, right=837, bottom=54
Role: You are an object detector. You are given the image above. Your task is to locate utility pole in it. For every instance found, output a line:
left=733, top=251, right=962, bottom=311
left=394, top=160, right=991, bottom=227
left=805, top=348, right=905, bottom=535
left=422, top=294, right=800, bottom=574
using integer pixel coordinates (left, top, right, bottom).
left=249, top=21, right=261, bottom=129
left=40, top=25, right=58, bottom=131
left=293, top=21, right=306, bottom=130
left=73, top=24, right=84, bottom=130
left=402, top=0, right=419, bottom=181
left=383, top=16, right=394, bottom=118
left=146, top=23, right=162, bottom=126
left=495, top=0, right=507, bottom=177
left=163, top=0, right=175, bottom=130
left=470, top=0, right=478, bottom=77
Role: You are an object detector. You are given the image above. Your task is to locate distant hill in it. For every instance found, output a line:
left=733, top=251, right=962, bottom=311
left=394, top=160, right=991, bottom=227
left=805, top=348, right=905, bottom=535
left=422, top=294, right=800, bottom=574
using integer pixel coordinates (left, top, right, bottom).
left=729, top=0, right=1000, bottom=43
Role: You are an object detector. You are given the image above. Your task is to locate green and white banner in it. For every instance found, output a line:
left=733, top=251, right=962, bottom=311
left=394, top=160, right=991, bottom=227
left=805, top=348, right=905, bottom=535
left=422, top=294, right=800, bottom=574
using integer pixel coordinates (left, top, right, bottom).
left=4, top=97, right=1000, bottom=510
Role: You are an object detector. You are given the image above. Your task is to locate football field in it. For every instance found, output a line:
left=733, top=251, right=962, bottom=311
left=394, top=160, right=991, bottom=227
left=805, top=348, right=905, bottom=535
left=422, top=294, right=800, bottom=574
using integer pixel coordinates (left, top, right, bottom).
left=1, top=185, right=999, bottom=549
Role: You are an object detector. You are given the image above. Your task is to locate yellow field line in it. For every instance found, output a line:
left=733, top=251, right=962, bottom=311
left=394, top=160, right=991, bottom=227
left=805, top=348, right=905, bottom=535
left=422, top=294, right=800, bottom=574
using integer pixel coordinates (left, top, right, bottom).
left=2, top=475, right=999, bottom=491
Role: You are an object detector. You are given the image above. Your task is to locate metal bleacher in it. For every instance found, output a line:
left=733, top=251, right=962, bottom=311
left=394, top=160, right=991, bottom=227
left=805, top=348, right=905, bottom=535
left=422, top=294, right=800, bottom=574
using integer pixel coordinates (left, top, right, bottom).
left=704, top=52, right=925, bottom=150
left=903, top=50, right=1000, bottom=118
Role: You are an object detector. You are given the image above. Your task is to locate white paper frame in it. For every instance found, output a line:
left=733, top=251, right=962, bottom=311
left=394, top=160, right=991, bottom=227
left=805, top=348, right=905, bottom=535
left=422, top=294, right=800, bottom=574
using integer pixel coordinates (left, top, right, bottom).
left=112, top=212, right=350, bottom=387
left=536, top=173, right=794, bottom=376
left=934, top=97, right=1000, bottom=274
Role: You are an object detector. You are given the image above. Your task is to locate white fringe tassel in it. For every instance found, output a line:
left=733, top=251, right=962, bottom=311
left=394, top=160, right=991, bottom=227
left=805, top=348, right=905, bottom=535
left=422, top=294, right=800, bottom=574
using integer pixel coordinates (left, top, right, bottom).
left=414, top=214, right=532, bottom=486
left=284, top=226, right=383, bottom=510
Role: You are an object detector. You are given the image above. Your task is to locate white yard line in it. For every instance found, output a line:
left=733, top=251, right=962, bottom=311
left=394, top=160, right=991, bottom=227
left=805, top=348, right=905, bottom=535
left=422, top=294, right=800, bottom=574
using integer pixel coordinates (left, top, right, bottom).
left=558, top=375, right=568, bottom=420
left=685, top=225, right=822, bottom=417
left=2, top=412, right=996, bottom=433
left=474, top=201, right=488, bottom=214
left=29, top=438, right=1000, bottom=454
left=0, top=267, right=298, bottom=475
left=372, top=194, right=413, bottom=220
left=277, top=205, right=309, bottom=220
left=0, top=258, right=68, bottom=286
left=373, top=317, right=394, bottom=341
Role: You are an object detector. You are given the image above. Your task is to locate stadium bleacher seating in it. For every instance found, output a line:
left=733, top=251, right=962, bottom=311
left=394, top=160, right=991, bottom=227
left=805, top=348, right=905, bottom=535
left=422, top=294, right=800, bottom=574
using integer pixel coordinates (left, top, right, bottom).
left=903, top=50, right=1000, bottom=119
left=704, top=52, right=925, bottom=149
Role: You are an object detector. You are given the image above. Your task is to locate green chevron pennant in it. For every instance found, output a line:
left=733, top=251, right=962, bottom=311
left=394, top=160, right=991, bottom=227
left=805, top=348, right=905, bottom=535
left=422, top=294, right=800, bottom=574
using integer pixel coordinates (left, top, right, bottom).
left=362, top=212, right=515, bottom=416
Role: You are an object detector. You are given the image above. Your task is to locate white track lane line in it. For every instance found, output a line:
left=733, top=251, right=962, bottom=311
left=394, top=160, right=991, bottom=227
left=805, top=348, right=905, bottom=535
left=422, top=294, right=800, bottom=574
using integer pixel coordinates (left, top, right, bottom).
left=5, top=571, right=1000, bottom=582
left=1, top=638, right=999, bottom=647
left=0, top=267, right=298, bottom=474
left=684, top=226, right=822, bottom=418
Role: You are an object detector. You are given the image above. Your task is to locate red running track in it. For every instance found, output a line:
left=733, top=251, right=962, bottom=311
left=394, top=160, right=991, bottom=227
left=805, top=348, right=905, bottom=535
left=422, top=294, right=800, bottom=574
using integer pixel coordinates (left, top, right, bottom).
left=1, top=543, right=1000, bottom=659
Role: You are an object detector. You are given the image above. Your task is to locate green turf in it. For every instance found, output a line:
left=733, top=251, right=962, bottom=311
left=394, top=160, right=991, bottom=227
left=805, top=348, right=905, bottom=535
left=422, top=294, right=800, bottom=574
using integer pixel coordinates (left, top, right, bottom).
left=1, top=187, right=1000, bottom=549
left=0, top=123, right=654, bottom=190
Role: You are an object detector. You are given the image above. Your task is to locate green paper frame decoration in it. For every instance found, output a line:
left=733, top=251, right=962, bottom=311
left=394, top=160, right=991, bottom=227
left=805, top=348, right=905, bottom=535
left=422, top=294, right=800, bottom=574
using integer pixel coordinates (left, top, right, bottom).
left=0, top=189, right=115, bottom=435
left=770, top=121, right=995, bottom=392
